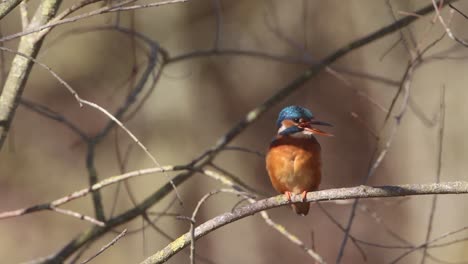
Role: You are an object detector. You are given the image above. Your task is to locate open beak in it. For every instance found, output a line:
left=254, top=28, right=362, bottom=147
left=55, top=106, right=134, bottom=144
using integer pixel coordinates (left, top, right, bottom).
left=299, top=119, right=333, bottom=137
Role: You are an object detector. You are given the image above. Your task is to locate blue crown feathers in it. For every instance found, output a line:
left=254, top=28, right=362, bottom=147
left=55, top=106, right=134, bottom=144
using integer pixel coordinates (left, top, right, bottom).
left=276, top=106, right=314, bottom=128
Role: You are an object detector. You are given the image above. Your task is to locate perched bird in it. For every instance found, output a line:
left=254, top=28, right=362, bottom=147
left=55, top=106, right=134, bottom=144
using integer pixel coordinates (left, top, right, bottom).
left=266, top=106, right=332, bottom=215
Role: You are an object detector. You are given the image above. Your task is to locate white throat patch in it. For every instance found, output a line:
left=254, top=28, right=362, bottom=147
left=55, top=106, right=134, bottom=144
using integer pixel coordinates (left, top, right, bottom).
left=277, top=125, right=312, bottom=138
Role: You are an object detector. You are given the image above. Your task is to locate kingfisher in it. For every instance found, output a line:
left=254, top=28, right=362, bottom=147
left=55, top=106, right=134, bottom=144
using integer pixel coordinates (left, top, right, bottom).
left=266, top=105, right=332, bottom=215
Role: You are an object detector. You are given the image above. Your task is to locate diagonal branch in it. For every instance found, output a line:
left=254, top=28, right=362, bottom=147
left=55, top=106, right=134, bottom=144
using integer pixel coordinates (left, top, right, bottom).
left=0, top=0, right=23, bottom=20
left=0, top=0, right=62, bottom=150
left=258, top=207, right=326, bottom=264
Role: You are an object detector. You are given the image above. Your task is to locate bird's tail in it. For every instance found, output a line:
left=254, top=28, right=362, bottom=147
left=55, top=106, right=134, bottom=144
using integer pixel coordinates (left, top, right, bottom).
left=292, top=202, right=310, bottom=216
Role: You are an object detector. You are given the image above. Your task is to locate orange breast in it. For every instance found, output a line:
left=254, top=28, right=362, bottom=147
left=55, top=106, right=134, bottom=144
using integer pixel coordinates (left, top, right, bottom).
left=266, top=136, right=322, bottom=194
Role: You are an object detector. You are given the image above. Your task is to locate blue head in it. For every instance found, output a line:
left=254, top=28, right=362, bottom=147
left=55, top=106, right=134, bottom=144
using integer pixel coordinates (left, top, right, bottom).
left=276, top=106, right=314, bottom=128
left=275, top=105, right=333, bottom=137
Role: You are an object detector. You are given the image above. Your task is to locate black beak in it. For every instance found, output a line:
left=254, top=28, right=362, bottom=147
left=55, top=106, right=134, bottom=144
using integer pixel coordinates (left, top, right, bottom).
left=298, top=119, right=333, bottom=137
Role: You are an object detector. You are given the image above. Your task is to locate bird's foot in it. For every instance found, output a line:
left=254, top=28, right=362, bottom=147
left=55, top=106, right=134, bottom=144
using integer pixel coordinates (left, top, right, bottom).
left=300, top=191, right=307, bottom=202
left=284, top=191, right=292, bottom=201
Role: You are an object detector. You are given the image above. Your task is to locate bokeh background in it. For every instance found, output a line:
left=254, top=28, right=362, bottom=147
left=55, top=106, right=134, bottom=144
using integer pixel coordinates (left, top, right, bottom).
left=1, top=0, right=468, bottom=263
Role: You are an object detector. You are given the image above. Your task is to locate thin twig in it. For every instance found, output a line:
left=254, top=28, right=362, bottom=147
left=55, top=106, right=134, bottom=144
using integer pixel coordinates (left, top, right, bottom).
left=420, top=86, right=446, bottom=263
left=0, top=46, right=83, bottom=106
left=264, top=1, right=352, bottom=86
left=49, top=206, right=105, bottom=227
left=19, top=98, right=89, bottom=141
left=188, top=189, right=245, bottom=264
left=81, top=100, right=161, bottom=173
left=390, top=224, right=468, bottom=264
left=80, top=229, right=127, bottom=264
left=221, top=146, right=265, bottom=158
left=211, top=0, right=222, bottom=50
left=316, top=203, right=368, bottom=261
left=258, top=208, right=326, bottom=264
left=384, top=0, right=414, bottom=57
left=432, top=0, right=468, bottom=47
left=449, top=3, right=468, bottom=19
left=203, top=165, right=264, bottom=196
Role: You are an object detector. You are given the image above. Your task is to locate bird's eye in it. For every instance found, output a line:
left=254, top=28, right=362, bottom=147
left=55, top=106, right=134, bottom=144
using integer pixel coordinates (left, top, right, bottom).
left=293, top=118, right=300, bottom=123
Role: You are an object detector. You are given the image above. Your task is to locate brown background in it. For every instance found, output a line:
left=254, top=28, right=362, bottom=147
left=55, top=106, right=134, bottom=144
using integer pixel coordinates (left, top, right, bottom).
left=1, top=0, right=468, bottom=263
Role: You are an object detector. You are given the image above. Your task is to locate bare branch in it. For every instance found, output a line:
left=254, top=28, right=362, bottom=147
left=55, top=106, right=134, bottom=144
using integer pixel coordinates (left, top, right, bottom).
left=19, top=0, right=28, bottom=28
left=420, top=86, right=446, bottom=263
left=19, top=98, right=89, bottom=141
left=188, top=189, right=245, bottom=264
left=142, top=181, right=468, bottom=264
left=0, top=165, right=187, bottom=220
left=0, top=0, right=191, bottom=42
left=80, top=229, right=127, bottom=264
left=258, top=209, right=326, bottom=264
left=81, top=100, right=165, bottom=174
left=85, top=143, right=106, bottom=221
left=49, top=206, right=105, bottom=227
left=0, top=0, right=23, bottom=20
left=390, top=224, right=468, bottom=263
left=0, top=46, right=82, bottom=105
left=432, top=0, right=468, bottom=47
left=316, top=203, right=367, bottom=261
left=0, top=0, right=62, bottom=150
left=449, top=3, right=468, bottom=20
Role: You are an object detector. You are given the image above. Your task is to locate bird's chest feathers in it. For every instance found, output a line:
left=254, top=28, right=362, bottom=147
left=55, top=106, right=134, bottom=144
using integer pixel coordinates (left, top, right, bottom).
left=266, top=136, right=322, bottom=193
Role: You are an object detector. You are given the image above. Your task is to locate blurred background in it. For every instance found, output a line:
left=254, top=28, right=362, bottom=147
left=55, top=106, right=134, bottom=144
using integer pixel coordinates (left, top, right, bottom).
left=1, top=0, right=468, bottom=263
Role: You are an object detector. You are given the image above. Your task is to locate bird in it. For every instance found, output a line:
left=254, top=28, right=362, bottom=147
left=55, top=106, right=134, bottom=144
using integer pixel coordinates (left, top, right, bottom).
left=266, top=105, right=332, bottom=215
